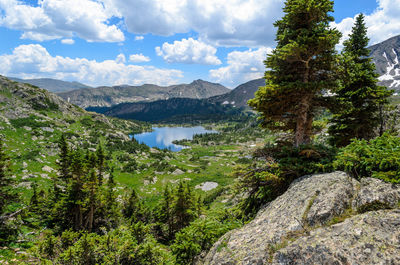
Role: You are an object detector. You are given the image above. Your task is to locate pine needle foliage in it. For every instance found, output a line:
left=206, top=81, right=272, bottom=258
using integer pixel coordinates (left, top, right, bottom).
left=249, top=0, right=341, bottom=146
left=328, top=14, right=393, bottom=147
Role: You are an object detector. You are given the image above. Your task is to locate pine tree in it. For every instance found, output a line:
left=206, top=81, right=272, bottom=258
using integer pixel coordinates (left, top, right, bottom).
left=328, top=14, right=393, bottom=146
left=123, top=189, right=145, bottom=223
left=57, top=134, right=70, bottom=182
left=158, top=184, right=173, bottom=239
left=0, top=137, right=18, bottom=244
left=0, top=137, right=14, bottom=216
left=173, top=182, right=196, bottom=232
left=96, top=144, right=105, bottom=185
left=248, top=0, right=341, bottom=146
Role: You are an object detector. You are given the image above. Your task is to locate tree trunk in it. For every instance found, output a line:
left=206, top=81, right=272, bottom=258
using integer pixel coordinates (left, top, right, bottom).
left=295, top=96, right=312, bottom=147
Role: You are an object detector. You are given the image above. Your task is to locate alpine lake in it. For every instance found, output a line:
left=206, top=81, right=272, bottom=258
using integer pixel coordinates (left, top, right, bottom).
left=132, top=126, right=218, bottom=151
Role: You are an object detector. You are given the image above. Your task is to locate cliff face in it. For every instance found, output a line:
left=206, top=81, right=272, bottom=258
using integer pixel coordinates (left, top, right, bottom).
left=201, top=172, right=400, bottom=265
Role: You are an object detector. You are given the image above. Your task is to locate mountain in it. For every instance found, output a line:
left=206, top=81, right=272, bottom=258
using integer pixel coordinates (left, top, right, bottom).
left=369, top=35, right=400, bottom=93
left=8, top=77, right=91, bottom=93
left=0, top=75, right=143, bottom=158
left=98, top=97, right=243, bottom=122
left=209, top=78, right=265, bottom=108
left=87, top=78, right=266, bottom=121
left=58, top=79, right=230, bottom=108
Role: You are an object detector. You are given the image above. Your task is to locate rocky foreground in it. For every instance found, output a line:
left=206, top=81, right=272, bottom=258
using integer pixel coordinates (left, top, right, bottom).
left=200, top=172, right=400, bottom=265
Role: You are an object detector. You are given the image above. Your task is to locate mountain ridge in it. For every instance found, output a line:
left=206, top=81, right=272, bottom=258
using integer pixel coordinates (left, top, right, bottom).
left=58, top=79, right=230, bottom=108
left=8, top=77, right=91, bottom=93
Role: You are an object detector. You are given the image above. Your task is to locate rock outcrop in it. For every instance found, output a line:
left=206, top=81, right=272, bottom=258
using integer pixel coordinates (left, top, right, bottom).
left=202, top=172, right=400, bottom=265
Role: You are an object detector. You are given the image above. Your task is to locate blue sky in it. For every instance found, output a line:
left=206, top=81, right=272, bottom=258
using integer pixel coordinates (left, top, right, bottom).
left=0, top=0, right=399, bottom=88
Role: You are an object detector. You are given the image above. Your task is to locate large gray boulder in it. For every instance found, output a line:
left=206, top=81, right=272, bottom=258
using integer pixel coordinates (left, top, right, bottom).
left=202, top=172, right=400, bottom=265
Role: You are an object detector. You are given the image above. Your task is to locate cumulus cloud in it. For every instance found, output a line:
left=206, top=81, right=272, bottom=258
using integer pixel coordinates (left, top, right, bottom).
left=0, top=0, right=124, bottom=42
left=332, top=0, right=400, bottom=45
left=210, top=47, right=271, bottom=87
left=0, top=44, right=183, bottom=86
left=129, top=53, right=150, bottom=63
left=112, top=0, right=284, bottom=47
left=156, top=38, right=221, bottom=65
left=135, top=35, right=144, bottom=41
left=61, top=39, right=75, bottom=45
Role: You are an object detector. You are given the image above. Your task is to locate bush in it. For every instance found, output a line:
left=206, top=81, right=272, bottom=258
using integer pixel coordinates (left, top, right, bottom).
left=236, top=143, right=336, bottom=218
left=334, top=133, right=400, bottom=183
left=171, top=215, right=241, bottom=265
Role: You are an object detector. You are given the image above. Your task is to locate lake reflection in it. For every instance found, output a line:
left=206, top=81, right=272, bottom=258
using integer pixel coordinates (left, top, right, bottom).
left=133, top=126, right=217, bottom=152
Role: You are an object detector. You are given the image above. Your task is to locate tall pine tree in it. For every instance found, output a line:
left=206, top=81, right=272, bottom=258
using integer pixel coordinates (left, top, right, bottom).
left=248, top=0, right=341, bottom=146
left=0, top=137, right=18, bottom=244
left=328, top=14, right=393, bottom=146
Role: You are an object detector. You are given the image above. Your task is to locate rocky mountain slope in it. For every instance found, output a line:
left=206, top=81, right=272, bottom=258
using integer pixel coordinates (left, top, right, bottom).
left=8, top=77, right=91, bottom=93
left=0, top=75, right=142, bottom=183
left=58, top=79, right=230, bottom=108
left=201, top=171, right=400, bottom=265
left=210, top=78, right=265, bottom=108
left=370, top=35, right=400, bottom=93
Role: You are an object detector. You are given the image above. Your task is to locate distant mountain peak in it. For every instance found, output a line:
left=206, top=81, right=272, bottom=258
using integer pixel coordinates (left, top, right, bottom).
left=369, top=35, right=400, bottom=92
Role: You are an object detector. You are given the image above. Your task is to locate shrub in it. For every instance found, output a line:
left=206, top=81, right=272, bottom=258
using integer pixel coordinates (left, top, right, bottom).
left=334, top=133, right=400, bottom=183
left=171, top=215, right=240, bottom=265
left=236, top=143, right=336, bottom=218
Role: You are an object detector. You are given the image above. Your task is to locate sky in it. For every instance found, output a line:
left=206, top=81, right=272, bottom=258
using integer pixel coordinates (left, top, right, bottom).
left=0, top=0, right=399, bottom=89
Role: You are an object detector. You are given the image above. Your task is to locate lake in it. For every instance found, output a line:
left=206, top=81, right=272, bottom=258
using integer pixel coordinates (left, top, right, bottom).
left=132, top=126, right=218, bottom=152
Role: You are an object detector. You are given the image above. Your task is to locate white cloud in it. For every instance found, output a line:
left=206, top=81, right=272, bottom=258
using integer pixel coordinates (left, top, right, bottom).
left=61, top=39, right=75, bottom=45
left=0, top=44, right=183, bottom=86
left=116, top=53, right=126, bottom=64
left=0, top=0, right=124, bottom=42
left=129, top=53, right=150, bottom=63
left=156, top=38, right=221, bottom=65
left=210, top=47, right=271, bottom=87
left=112, top=0, right=284, bottom=47
left=135, top=35, right=144, bottom=41
left=332, top=0, right=400, bottom=45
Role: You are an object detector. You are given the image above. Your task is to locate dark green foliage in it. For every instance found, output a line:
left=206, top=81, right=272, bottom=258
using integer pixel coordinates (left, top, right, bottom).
left=329, top=14, right=393, bottom=146
left=36, top=227, right=173, bottom=265
left=236, top=143, right=336, bottom=218
left=57, top=134, right=70, bottom=181
left=103, top=98, right=244, bottom=122
left=0, top=137, right=19, bottom=245
left=249, top=0, right=341, bottom=146
left=9, top=115, right=52, bottom=129
left=154, top=182, right=200, bottom=243
left=171, top=214, right=241, bottom=265
left=334, top=133, right=400, bottom=183
left=123, top=189, right=147, bottom=223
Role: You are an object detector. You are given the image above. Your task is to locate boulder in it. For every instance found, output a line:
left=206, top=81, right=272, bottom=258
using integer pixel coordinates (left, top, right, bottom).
left=202, top=172, right=400, bottom=265
left=274, top=210, right=400, bottom=265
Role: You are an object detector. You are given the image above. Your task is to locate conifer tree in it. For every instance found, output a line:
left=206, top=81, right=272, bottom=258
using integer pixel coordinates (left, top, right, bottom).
left=173, top=182, right=196, bottom=231
left=158, top=184, right=173, bottom=239
left=328, top=14, right=393, bottom=146
left=248, top=0, right=341, bottom=146
left=96, top=144, right=105, bottom=185
left=57, top=134, right=70, bottom=182
left=0, top=138, right=14, bottom=216
left=0, top=137, right=18, bottom=244
left=123, top=189, right=145, bottom=223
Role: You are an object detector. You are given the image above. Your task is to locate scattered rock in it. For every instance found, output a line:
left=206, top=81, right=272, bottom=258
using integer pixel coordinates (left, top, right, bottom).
left=195, top=182, right=219, bottom=191
left=42, top=166, right=54, bottom=173
left=172, top=169, right=184, bottom=175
